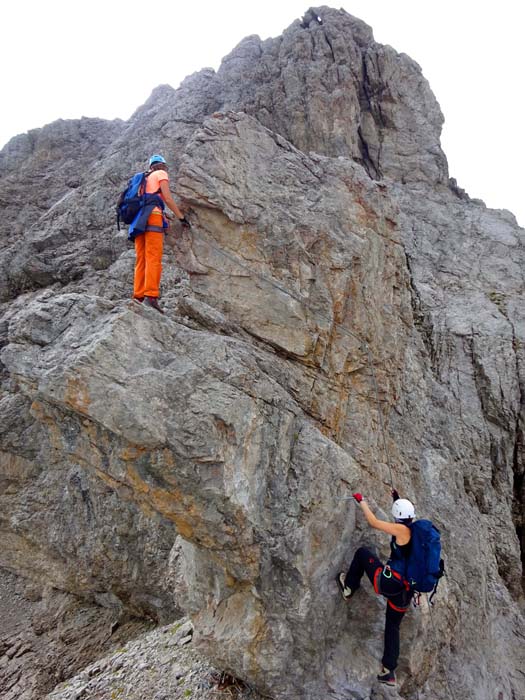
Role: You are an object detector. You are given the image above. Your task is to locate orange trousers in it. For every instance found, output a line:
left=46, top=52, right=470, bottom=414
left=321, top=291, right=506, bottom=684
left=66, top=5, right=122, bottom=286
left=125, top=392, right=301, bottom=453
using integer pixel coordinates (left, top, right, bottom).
left=133, top=212, right=164, bottom=298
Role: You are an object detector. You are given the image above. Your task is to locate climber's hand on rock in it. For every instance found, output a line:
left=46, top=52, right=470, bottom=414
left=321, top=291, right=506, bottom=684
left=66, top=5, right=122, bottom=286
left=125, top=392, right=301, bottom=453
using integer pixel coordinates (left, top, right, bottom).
left=352, top=492, right=363, bottom=503
left=391, top=488, right=400, bottom=501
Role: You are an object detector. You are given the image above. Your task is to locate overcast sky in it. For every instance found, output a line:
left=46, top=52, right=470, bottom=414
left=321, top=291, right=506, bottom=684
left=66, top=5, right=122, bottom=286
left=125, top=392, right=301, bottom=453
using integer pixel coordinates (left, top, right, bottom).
left=1, top=1, right=523, bottom=226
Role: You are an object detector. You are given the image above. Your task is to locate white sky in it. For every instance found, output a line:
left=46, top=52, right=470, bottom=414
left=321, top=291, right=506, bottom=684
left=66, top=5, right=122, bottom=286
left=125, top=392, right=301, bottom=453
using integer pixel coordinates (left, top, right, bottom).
left=1, top=1, right=523, bottom=226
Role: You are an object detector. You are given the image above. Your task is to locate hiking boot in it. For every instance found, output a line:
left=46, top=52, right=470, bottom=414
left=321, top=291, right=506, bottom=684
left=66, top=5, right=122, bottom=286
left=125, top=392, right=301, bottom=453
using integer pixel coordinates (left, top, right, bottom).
left=335, top=573, right=354, bottom=601
left=377, top=668, right=396, bottom=686
left=144, top=296, right=164, bottom=314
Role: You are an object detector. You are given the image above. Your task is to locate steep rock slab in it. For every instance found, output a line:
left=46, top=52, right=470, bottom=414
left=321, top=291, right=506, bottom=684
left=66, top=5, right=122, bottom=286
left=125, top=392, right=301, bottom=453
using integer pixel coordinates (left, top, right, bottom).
left=0, top=294, right=179, bottom=622
left=1, top=112, right=416, bottom=697
left=3, top=293, right=362, bottom=698
left=176, top=112, right=410, bottom=447
left=173, top=115, right=425, bottom=699
left=2, top=112, right=524, bottom=700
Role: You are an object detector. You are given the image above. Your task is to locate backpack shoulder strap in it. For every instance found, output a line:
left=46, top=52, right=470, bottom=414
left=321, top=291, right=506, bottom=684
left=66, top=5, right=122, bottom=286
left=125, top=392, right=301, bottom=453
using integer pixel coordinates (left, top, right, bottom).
left=428, top=559, right=445, bottom=605
left=139, top=171, right=148, bottom=195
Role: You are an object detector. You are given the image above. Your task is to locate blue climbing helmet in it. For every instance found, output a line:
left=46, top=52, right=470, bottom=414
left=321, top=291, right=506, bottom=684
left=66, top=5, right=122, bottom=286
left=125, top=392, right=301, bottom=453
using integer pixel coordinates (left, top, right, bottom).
left=149, top=154, right=166, bottom=166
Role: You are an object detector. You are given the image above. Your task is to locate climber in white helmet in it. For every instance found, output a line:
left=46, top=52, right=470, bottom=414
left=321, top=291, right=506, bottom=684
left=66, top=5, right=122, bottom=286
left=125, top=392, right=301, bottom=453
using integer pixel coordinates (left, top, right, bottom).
left=336, top=488, right=415, bottom=687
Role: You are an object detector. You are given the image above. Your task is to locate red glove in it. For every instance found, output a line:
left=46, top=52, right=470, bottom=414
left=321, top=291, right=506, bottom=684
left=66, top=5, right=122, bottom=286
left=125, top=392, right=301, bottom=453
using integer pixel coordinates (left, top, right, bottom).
left=352, top=492, right=363, bottom=503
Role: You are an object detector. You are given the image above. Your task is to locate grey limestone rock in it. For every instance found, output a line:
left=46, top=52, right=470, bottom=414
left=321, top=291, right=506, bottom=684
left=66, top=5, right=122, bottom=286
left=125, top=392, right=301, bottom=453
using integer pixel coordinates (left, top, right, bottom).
left=217, top=6, right=447, bottom=184
left=0, top=567, right=154, bottom=700
left=0, top=6, right=523, bottom=700
left=45, top=618, right=261, bottom=700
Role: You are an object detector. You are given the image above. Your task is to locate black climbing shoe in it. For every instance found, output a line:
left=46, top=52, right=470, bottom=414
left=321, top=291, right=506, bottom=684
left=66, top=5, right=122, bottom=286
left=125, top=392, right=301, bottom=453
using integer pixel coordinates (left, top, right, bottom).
left=377, top=668, right=396, bottom=686
left=144, top=296, right=164, bottom=314
left=335, top=572, right=354, bottom=601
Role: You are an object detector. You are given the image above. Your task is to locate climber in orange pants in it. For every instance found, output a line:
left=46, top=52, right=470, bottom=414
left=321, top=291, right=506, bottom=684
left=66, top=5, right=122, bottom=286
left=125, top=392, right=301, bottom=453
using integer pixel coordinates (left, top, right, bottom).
left=133, top=212, right=165, bottom=304
left=133, top=154, right=188, bottom=313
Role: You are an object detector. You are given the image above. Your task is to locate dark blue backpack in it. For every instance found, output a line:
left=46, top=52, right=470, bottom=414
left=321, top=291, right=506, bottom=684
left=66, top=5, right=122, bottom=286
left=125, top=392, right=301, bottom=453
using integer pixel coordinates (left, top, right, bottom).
left=392, top=520, right=445, bottom=598
left=116, top=172, right=147, bottom=230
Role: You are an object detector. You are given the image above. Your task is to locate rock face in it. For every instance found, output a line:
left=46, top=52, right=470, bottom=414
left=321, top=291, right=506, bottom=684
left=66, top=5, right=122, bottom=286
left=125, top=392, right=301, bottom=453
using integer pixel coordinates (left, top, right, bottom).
left=0, top=6, right=523, bottom=700
left=0, top=566, right=154, bottom=700
left=46, top=617, right=262, bottom=700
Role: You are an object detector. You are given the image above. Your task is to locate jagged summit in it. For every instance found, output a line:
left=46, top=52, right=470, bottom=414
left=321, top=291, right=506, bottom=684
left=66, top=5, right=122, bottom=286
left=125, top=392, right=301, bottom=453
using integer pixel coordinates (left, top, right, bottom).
left=0, top=7, right=523, bottom=700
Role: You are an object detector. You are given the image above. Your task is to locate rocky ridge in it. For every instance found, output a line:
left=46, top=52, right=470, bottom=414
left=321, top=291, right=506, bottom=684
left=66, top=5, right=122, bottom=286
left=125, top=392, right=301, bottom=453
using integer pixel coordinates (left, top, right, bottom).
left=46, top=618, right=263, bottom=700
left=0, top=6, right=523, bottom=700
left=0, top=566, right=154, bottom=700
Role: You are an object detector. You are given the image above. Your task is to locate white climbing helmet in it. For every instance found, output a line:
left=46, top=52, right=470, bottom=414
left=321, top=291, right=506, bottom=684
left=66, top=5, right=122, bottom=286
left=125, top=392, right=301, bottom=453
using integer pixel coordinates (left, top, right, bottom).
left=391, top=498, right=415, bottom=521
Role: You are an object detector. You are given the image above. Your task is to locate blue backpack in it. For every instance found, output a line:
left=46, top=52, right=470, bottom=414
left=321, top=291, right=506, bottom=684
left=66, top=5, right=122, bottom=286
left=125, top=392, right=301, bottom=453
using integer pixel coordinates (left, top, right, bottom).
left=392, top=520, right=445, bottom=598
left=116, top=172, right=147, bottom=230
left=116, top=172, right=166, bottom=239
